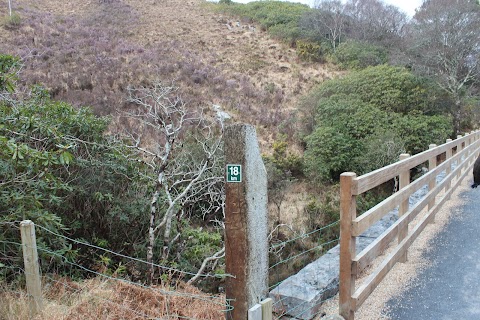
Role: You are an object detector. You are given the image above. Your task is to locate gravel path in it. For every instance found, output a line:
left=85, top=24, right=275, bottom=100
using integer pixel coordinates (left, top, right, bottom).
left=318, top=176, right=472, bottom=320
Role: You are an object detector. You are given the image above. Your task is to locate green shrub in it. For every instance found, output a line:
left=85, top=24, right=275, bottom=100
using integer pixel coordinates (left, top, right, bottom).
left=312, top=65, right=450, bottom=115
left=3, top=12, right=21, bottom=29
left=302, top=65, right=454, bottom=182
left=264, top=137, right=303, bottom=177
left=296, top=40, right=325, bottom=62
left=221, top=1, right=311, bottom=43
left=393, top=111, right=453, bottom=155
left=0, top=54, right=19, bottom=92
left=0, top=84, right=150, bottom=279
left=304, top=126, right=362, bottom=181
left=331, top=40, right=388, bottom=70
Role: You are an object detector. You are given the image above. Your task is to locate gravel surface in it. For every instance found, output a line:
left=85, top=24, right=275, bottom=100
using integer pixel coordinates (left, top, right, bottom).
left=316, top=176, right=471, bottom=320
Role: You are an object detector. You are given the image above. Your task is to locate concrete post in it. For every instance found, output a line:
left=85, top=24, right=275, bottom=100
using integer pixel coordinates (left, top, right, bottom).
left=224, top=124, right=268, bottom=320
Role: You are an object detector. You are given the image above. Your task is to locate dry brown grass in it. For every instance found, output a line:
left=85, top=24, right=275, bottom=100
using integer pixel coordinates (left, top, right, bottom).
left=0, top=277, right=226, bottom=320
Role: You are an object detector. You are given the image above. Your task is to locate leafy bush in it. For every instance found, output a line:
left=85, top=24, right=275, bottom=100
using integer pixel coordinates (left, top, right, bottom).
left=0, top=54, right=18, bottom=92
left=312, top=65, right=451, bottom=115
left=393, top=111, right=453, bottom=155
left=296, top=40, right=326, bottom=62
left=0, top=73, right=150, bottom=279
left=302, top=65, right=453, bottom=182
left=264, top=137, right=303, bottom=177
left=331, top=40, right=388, bottom=70
left=221, top=1, right=311, bottom=43
left=2, top=12, right=21, bottom=29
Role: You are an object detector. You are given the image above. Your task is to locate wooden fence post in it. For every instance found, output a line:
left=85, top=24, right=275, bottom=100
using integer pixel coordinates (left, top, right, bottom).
left=456, top=135, right=464, bottom=180
left=248, top=304, right=262, bottom=320
left=398, top=153, right=410, bottom=263
left=445, top=139, right=453, bottom=199
left=261, top=298, right=273, bottom=320
left=224, top=124, right=269, bottom=320
left=428, top=144, right=437, bottom=217
left=339, top=172, right=357, bottom=320
left=20, top=220, right=43, bottom=317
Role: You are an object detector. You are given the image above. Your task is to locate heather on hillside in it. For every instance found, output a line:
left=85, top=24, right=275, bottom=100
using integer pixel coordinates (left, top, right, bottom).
left=0, top=1, right=291, bottom=131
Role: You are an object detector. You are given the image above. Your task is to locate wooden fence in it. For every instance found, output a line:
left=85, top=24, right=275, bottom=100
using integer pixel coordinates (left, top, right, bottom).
left=339, top=131, right=480, bottom=320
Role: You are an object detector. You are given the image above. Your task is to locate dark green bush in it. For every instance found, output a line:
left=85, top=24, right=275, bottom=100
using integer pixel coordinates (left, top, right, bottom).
left=314, top=65, right=445, bottom=115
left=302, top=65, right=454, bottom=182
left=331, top=40, right=388, bottom=70
left=0, top=79, right=150, bottom=279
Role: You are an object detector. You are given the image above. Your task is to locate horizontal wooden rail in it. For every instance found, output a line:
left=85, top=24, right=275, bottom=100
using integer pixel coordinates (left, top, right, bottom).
left=352, top=150, right=464, bottom=237
left=339, top=131, right=480, bottom=320
left=353, top=145, right=474, bottom=274
left=354, top=135, right=471, bottom=195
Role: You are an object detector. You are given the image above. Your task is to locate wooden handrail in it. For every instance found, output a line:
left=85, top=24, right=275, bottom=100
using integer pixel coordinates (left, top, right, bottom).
left=353, top=135, right=471, bottom=195
left=339, top=131, right=480, bottom=320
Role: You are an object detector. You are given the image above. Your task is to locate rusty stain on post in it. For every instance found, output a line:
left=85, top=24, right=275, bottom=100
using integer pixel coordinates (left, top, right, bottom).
left=224, top=124, right=268, bottom=320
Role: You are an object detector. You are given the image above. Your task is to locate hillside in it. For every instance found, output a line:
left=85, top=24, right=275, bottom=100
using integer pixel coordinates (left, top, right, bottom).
left=1, top=0, right=335, bottom=149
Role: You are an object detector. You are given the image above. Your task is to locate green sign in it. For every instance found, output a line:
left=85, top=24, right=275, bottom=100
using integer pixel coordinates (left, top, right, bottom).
left=226, top=164, right=242, bottom=183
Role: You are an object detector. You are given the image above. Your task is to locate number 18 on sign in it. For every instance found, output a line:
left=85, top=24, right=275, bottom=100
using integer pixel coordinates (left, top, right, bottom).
left=227, top=164, right=242, bottom=183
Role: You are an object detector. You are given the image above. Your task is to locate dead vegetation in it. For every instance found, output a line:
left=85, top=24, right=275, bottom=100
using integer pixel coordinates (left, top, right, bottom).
left=0, top=277, right=226, bottom=320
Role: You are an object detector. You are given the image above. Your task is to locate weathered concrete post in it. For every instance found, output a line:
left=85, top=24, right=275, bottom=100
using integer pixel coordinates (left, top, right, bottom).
left=224, top=124, right=268, bottom=320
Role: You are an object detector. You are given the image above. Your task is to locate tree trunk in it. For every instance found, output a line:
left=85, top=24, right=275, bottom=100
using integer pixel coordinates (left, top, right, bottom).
left=147, top=189, right=159, bottom=284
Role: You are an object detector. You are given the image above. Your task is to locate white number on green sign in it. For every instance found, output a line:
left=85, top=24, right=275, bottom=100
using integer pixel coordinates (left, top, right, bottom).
left=227, top=164, right=242, bottom=183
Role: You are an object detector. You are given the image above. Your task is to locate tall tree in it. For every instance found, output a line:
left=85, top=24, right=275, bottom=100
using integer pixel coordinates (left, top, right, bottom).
left=344, top=0, right=407, bottom=46
left=300, top=0, right=348, bottom=51
left=405, top=0, right=480, bottom=134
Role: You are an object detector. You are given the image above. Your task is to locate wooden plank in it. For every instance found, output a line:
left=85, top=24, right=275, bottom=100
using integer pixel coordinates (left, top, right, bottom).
left=248, top=304, right=262, bottom=320
left=353, top=139, right=478, bottom=236
left=428, top=144, right=437, bottom=213
left=445, top=139, right=453, bottom=199
left=353, top=187, right=447, bottom=310
left=353, top=148, right=475, bottom=273
left=398, top=153, right=411, bottom=262
left=354, top=136, right=470, bottom=195
left=352, top=152, right=459, bottom=237
left=20, top=220, right=43, bottom=317
left=339, top=172, right=357, bottom=320
left=261, top=298, right=273, bottom=320
left=352, top=147, right=476, bottom=310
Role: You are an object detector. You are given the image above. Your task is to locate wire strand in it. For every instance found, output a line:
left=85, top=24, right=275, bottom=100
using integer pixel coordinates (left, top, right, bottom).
left=270, top=220, right=339, bottom=250
left=35, top=224, right=233, bottom=280
left=269, top=238, right=339, bottom=270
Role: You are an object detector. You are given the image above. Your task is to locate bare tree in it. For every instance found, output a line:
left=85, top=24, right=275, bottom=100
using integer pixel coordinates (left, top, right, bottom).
left=125, top=82, right=224, bottom=283
left=8, top=0, right=12, bottom=16
left=301, top=0, right=347, bottom=51
left=405, top=0, right=480, bottom=134
left=344, top=0, right=407, bottom=46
